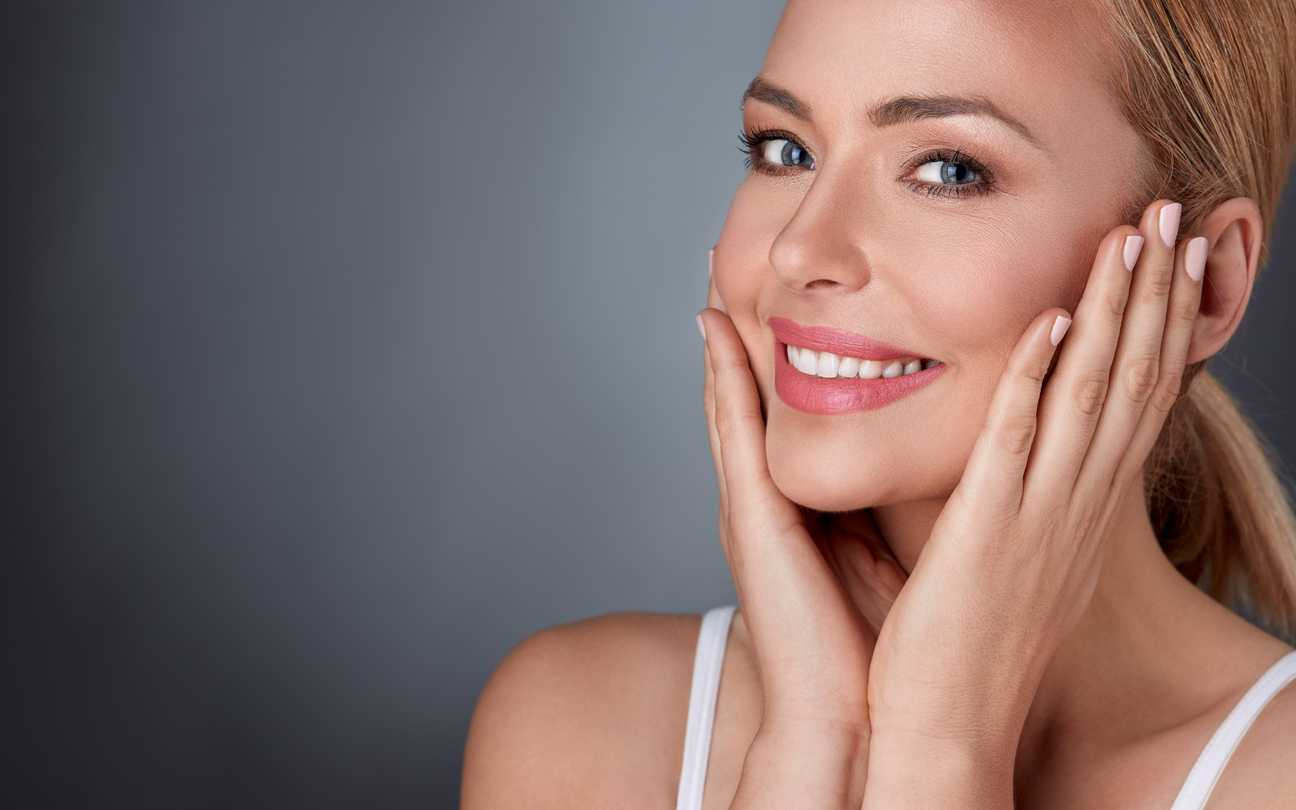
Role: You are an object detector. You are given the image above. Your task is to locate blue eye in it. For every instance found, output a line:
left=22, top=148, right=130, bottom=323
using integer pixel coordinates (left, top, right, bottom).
left=916, top=159, right=979, bottom=186
left=761, top=138, right=813, bottom=169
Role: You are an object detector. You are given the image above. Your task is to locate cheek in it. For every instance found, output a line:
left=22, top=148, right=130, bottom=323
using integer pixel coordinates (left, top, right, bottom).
left=714, top=180, right=1102, bottom=511
left=713, top=180, right=789, bottom=316
left=904, top=210, right=1096, bottom=390
left=920, top=220, right=1083, bottom=329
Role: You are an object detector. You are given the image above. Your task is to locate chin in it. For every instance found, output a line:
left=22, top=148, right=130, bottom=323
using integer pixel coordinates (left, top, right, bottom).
left=765, top=433, right=953, bottom=513
left=764, top=411, right=970, bottom=512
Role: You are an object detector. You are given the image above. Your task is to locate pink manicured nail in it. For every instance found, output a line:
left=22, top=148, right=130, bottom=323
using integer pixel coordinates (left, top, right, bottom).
left=1159, top=203, right=1182, bottom=249
left=696, top=314, right=707, bottom=340
left=1123, top=235, right=1144, bottom=271
left=708, top=249, right=714, bottom=278
left=1050, top=315, right=1072, bottom=346
left=1185, top=237, right=1208, bottom=282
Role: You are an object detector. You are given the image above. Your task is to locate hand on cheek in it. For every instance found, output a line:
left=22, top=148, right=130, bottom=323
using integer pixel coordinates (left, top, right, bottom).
left=860, top=201, right=1206, bottom=810
left=698, top=266, right=909, bottom=807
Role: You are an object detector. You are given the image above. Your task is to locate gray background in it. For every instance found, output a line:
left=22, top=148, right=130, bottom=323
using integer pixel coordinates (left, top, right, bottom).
left=2, top=2, right=1294, bottom=808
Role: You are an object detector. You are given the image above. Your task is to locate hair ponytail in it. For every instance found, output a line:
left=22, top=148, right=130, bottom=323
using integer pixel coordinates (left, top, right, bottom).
left=1101, top=0, right=1296, bottom=636
left=1148, top=367, right=1296, bottom=637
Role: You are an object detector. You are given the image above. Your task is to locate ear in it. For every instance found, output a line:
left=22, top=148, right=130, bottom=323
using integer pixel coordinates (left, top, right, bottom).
left=1185, top=197, right=1263, bottom=364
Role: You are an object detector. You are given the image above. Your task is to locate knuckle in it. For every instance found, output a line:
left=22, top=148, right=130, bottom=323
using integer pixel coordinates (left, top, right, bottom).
left=1099, top=289, right=1127, bottom=321
left=1000, top=415, right=1038, bottom=457
left=1148, top=373, right=1183, bottom=415
left=1122, top=356, right=1160, bottom=403
left=1171, top=289, right=1199, bottom=323
left=1072, top=375, right=1110, bottom=417
left=1140, top=267, right=1174, bottom=300
left=715, top=409, right=760, bottom=439
left=713, top=409, right=735, bottom=437
left=1021, top=360, right=1048, bottom=387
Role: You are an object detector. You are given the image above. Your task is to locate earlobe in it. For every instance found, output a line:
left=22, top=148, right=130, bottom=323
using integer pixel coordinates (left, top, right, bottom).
left=1185, top=197, right=1263, bottom=364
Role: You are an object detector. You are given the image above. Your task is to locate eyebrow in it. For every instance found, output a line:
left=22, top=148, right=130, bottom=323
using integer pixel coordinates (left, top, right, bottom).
left=741, top=77, right=1040, bottom=146
left=741, top=77, right=810, bottom=119
left=869, top=94, right=1039, bottom=145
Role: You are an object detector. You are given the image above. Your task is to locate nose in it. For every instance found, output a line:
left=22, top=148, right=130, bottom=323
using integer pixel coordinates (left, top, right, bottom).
left=768, top=166, right=872, bottom=294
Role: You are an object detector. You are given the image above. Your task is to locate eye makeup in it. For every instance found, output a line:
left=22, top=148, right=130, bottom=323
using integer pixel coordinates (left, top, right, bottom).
left=901, top=147, right=996, bottom=199
left=738, top=127, right=811, bottom=175
left=739, top=126, right=999, bottom=199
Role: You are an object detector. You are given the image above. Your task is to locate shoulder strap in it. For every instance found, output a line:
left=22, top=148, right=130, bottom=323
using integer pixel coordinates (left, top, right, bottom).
left=1171, top=650, right=1296, bottom=810
left=675, top=606, right=737, bottom=810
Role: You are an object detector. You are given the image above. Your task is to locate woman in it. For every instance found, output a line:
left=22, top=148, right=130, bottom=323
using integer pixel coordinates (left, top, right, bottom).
left=463, top=0, right=1296, bottom=806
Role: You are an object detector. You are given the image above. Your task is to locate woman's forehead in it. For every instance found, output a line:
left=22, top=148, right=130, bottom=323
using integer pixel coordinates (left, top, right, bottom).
left=761, top=0, right=1121, bottom=143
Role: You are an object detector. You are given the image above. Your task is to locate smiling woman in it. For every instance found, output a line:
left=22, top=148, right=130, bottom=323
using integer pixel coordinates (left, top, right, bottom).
left=461, top=0, right=1296, bottom=808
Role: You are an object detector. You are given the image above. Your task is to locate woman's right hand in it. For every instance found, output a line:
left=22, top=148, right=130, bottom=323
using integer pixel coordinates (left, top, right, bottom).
left=699, top=278, right=905, bottom=809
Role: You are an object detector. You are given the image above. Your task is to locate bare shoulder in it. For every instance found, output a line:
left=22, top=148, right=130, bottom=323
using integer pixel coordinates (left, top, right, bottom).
left=461, top=611, right=703, bottom=810
left=1208, top=654, right=1296, bottom=809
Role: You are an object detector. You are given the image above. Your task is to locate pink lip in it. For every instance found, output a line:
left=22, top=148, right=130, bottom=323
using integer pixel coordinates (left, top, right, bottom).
left=769, top=317, right=944, bottom=415
left=769, top=317, right=920, bottom=360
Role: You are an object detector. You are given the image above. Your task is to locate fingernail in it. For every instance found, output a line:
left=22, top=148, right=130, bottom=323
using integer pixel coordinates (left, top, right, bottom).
left=1123, top=235, right=1144, bottom=271
left=1159, top=203, right=1182, bottom=249
left=708, top=249, right=714, bottom=278
left=1050, top=315, right=1072, bottom=346
left=1186, top=236, right=1208, bottom=282
left=696, top=313, right=707, bottom=340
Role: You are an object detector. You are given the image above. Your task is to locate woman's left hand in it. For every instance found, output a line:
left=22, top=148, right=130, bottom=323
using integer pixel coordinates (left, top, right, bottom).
left=862, top=201, right=1205, bottom=808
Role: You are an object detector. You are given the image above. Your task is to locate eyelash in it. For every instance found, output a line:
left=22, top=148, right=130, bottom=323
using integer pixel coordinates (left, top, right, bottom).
left=738, top=129, right=997, bottom=199
left=738, top=127, right=803, bottom=174
left=905, top=148, right=996, bottom=199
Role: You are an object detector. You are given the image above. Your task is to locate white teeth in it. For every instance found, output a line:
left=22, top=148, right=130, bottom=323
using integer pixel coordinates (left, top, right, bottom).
left=796, top=348, right=819, bottom=376
left=784, top=344, right=935, bottom=379
left=859, top=359, right=884, bottom=379
left=816, top=351, right=841, bottom=378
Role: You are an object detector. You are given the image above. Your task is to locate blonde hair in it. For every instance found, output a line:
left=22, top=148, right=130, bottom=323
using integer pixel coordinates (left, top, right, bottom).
left=1101, top=0, right=1296, bottom=636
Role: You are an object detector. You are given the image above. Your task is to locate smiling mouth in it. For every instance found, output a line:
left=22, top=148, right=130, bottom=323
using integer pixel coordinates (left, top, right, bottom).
left=785, top=344, right=942, bottom=379
left=768, top=316, right=945, bottom=414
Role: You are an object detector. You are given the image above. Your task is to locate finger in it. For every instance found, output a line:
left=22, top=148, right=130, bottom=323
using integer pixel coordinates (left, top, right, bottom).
left=1023, top=225, right=1139, bottom=497
left=702, top=335, right=731, bottom=521
left=1077, top=202, right=1195, bottom=496
left=826, top=509, right=905, bottom=574
left=700, top=268, right=730, bottom=511
left=702, top=258, right=734, bottom=514
left=1109, top=234, right=1207, bottom=492
left=828, top=533, right=889, bottom=638
left=700, top=308, right=800, bottom=537
left=826, top=518, right=907, bottom=637
left=700, top=310, right=861, bottom=672
left=952, top=309, right=1070, bottom=522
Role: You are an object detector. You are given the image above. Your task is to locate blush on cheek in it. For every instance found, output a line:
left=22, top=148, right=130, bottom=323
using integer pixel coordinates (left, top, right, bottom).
left=713, top=192, right=774, bottom=308
left=915, top=226, right=1086, bottom=371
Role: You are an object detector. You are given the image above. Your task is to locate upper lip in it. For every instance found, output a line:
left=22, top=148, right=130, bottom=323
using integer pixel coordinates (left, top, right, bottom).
left=768, top=316, right=926, bottom=361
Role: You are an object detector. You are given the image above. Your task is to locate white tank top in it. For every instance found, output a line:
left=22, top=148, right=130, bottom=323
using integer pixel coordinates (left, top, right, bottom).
left=675, top=606, right=1296, bottom=810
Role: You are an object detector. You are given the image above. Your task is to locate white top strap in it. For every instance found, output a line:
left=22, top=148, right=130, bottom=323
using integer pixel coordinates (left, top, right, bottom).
left=675, top=606, right=737, bottom=810
left=1170, top=650, right=1296, bottom=810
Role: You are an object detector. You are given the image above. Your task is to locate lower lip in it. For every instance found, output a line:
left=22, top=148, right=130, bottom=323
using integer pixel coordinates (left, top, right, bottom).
left=773, top=343, right=945, bottom=415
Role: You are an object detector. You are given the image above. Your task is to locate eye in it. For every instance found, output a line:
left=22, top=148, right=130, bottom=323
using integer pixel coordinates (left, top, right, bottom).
left=762, top=138, right=814, bottom=169
left=915, top=159, right=979, bottom=186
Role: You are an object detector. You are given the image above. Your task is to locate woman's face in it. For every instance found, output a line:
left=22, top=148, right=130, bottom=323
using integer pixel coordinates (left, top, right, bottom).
left=714, top=0, right=1146, bottom=512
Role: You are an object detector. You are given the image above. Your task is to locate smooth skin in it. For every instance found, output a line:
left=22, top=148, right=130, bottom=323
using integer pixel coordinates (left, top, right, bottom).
left=463, top=0, right=1296, bottom=807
